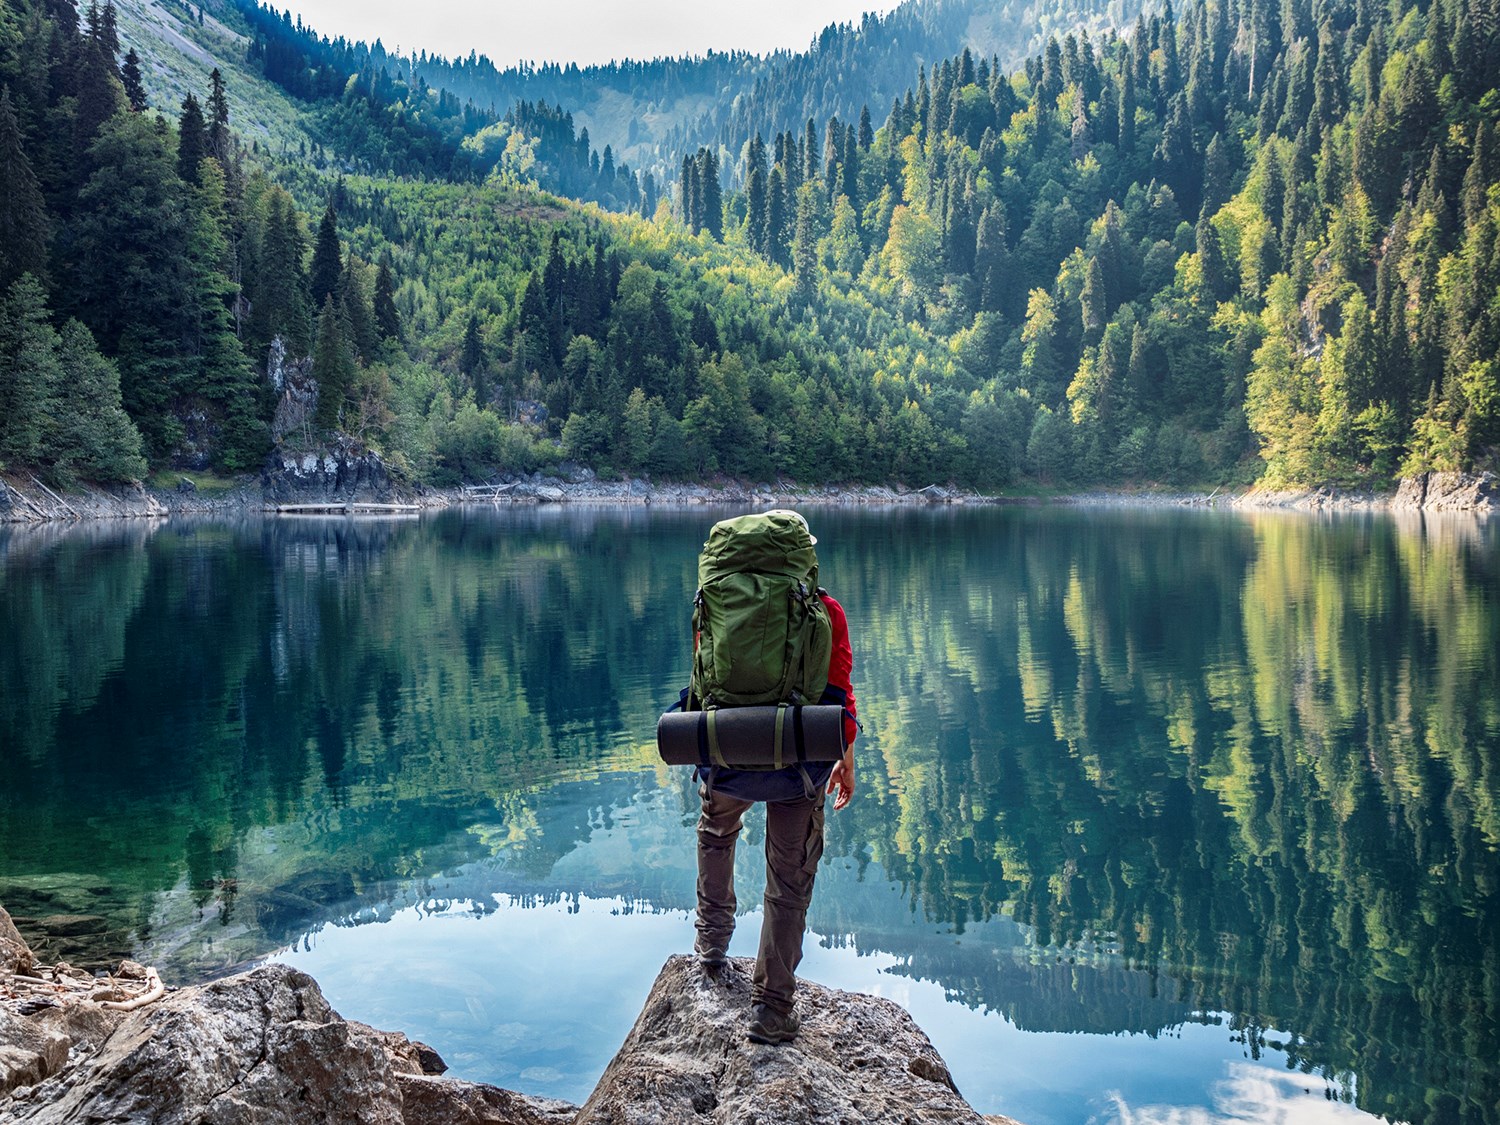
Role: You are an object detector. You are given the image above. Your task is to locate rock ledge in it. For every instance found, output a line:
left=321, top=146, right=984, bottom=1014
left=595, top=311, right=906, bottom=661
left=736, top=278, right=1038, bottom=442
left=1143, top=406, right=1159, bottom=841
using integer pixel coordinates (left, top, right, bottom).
left=1, top=906, right=1014, bottom=1124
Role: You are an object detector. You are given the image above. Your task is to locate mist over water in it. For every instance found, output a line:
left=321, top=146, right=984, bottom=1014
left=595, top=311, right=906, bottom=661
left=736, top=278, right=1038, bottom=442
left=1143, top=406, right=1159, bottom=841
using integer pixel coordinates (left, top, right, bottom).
left=1, top=507, right=1496, bottom=1124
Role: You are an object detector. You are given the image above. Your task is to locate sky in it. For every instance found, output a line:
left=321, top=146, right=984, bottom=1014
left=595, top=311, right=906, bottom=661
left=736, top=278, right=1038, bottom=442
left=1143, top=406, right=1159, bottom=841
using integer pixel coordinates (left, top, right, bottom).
left=273, top=0, right=905, bottom=67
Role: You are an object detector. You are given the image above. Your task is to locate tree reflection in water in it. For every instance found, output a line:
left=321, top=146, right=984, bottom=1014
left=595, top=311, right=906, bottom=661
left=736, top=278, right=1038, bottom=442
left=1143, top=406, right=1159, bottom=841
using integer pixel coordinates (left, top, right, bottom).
left=0, top=507, right=1494, bottom=1124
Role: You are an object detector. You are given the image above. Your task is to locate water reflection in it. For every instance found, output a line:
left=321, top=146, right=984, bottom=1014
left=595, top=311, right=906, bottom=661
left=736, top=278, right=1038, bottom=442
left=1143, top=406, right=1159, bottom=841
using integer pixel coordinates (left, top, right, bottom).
left=0, top=507, right=1496, bottom=1125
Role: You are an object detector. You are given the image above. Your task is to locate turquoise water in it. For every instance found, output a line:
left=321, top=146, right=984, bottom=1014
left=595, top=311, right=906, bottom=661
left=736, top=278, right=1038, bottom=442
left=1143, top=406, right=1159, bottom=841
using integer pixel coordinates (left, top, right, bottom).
left=1, top=506, right=1496, bottom=1124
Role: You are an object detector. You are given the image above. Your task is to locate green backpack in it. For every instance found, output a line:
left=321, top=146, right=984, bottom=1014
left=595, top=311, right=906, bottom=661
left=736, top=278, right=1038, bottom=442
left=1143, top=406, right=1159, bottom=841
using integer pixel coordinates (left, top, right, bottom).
left=690, top=512, right=833, bottom=710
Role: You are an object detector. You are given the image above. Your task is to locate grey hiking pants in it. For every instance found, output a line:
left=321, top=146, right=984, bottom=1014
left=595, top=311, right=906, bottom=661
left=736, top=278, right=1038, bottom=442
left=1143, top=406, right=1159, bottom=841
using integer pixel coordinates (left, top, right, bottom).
left=694, top=786, right=826, bottom=1016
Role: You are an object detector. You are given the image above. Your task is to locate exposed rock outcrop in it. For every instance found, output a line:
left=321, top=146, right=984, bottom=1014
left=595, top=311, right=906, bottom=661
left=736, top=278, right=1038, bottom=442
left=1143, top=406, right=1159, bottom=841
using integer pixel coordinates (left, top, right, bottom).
left=1, top=961, right=575, bottom=1124
left=0, top=908, right=33, bottom=978
left=576, top=955, right=1016, bottom=1125
left=1391, top=470, right=1498, bottom=512
left=267, top=335, right=317, bottom=445
left=261, top=442, right=400, bottom=504
left=2, top=911, right=1017, bottom=1124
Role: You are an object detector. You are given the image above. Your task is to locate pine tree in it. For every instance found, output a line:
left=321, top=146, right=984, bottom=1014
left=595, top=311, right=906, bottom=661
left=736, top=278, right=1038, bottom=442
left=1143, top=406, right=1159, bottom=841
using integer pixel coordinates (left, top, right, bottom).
left=0, top=88, right=51, bottom=291
left=747, top=164, right=768, bottom=257
left=373, top=254, right=401, bottom=341
left=246, top=188, right=312, bottom=360
left=70, top=112, right=197, bottom=458
left=72, top=26, right=127, bottom=172
left=1195, top=214, right=1231, bottom=303
left=1080, top=256, right=1108, bottom=340
left=793, top=183, right=821, bottom=301
left=1118, top=64, right=1137, bottom=157
left=312, top=294, right=355, bottom=432
left=339, top=250, right=377, bottom=362
left=460, top=310, right=486, bottom=403
left=767, top=164, right=789, bottom=267
left=177, top=93, right=208, bottom=184
left=120, top=49, right=147, bottom=111
left=207, top=68, right=231, bottom=165
left=184, top=157, right=265, bottom=470
left=680, top=154, right=698, bottom=231
left=0, top=275, right=59, bottom=468
left=696, top=148, right=722, bottom=240
left=309, top=202, right=342, bottom=310
left=51, top=319, right=146, bottom=482
left=974, top=204, right=1010, bottom=314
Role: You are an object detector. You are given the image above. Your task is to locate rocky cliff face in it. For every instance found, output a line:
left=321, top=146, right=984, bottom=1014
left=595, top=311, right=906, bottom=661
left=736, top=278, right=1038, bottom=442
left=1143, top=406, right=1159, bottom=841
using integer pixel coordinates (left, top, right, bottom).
left=261, top=443, right=399, bottom=504
left=1, top=912, right=1015, bottom=1123
left=1391, top=470, right=1498, bottom=512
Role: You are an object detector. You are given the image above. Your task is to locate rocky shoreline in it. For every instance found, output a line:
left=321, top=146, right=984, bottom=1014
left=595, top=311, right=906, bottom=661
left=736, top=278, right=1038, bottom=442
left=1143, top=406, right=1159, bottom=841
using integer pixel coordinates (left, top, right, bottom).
left=2, top=454, right=1496, bottom=524
left=1, top=903, right=1015, bottom=1124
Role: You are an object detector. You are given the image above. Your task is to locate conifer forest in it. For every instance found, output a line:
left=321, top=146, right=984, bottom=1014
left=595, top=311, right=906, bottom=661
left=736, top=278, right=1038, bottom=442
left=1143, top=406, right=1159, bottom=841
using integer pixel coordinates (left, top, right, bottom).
left=1, top=0, right=1498, bottom=492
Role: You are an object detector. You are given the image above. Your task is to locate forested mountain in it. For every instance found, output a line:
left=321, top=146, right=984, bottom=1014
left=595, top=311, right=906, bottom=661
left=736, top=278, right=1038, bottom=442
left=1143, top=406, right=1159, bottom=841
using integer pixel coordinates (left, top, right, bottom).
left=670, top=0, right=1500, bottom=487
left=237, top=0, right=1151, bottom=188
left=1, top=0, right=1497, bottom=494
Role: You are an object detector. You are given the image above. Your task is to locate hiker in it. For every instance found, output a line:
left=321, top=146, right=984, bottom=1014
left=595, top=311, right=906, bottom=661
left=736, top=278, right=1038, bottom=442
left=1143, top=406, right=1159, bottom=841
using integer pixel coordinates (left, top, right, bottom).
left=691, top=509, right=859, bottom=1046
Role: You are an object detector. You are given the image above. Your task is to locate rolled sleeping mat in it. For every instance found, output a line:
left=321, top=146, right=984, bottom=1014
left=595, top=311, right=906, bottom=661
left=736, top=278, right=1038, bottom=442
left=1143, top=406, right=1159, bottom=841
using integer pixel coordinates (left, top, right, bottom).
left=657, top=705, right=846, bottom=768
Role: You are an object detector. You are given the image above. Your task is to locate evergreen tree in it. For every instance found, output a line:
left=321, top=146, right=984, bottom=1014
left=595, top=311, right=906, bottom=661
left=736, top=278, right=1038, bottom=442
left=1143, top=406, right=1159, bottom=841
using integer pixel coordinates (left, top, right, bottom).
left=0, top=275, right=58, bottom=468
left=974, top=204, right=1010, bottom=315
left=70, top=112, right=197, bottom=458
left=309, top=202, right=342, bottom=310
left=338, top=250, right=377, bottom=362
left=72, top=27, right=127, bottom=176
left=1080, top=256, right=1108, bottom=340
left=0, top=88, right=51, bottom=291
left=51, top=319, right=146, bottom=482
left=206, top=68, right=231, bottom=165
left=246, top=188, right=312, bottom=360
left=746, top=164, right=768, bottom=257
left=793, top=182, right=821, bottom=300
left=696, top=148, right=722, bottom=240
left=1118, top=64, right=1137, bottom=156
left=177, top=93, right=208, bottom=185
left=312, top=294, right=355, bottom=431
left=373, top=254, right=401, bottom=341
left=184, top=158, right=265, bottom=471
left=120, top=49, right=147, bottom=112
left=460, top=311, right=485, bottom=382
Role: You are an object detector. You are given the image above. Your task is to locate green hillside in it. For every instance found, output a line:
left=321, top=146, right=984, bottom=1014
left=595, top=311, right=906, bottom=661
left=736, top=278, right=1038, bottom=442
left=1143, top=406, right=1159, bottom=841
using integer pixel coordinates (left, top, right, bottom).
left=2, top=0, right=1497, bottom=495
left=115, top=0, right=307, bottom=151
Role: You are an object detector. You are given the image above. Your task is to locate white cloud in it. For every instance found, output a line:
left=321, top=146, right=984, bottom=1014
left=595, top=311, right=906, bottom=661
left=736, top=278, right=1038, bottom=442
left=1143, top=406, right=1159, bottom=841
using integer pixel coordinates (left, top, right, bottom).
left=1099, top=1064, right=1385, bottom=1125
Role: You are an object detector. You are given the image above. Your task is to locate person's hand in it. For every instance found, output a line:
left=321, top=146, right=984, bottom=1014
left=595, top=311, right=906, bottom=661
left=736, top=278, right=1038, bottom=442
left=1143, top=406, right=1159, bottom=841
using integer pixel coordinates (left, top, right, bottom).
left=827, top=751, right=855, bottom=811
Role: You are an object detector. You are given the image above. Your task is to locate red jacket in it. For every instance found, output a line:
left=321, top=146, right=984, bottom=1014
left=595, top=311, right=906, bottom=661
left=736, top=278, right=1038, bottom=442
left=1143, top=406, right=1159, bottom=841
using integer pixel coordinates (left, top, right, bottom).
left=822, top=593, right=858, bottom=748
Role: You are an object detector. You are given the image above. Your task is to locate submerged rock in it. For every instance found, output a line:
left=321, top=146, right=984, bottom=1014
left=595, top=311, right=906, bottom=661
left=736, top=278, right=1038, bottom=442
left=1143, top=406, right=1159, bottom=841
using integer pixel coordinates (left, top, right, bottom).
left=575, top=955, right=1017, bottom=1125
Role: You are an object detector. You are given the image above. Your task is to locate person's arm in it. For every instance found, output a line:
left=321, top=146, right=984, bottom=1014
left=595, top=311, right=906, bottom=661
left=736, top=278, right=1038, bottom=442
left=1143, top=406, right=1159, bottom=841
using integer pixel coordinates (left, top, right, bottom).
left=822, top=594, right=856, bottom=810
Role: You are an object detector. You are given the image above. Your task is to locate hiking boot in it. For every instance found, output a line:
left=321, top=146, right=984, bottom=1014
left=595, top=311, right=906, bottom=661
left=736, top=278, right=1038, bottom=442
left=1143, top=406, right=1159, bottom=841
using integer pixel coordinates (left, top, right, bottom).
left=746, top=1003, right=799, bottom=1045
left=696, top=942, right=729, bottom=969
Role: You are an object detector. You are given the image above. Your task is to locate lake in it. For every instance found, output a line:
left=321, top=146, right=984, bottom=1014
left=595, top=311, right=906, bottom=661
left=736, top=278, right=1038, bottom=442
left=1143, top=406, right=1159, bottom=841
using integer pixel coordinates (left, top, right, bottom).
left=0, top=505, right=1495, bottom=1125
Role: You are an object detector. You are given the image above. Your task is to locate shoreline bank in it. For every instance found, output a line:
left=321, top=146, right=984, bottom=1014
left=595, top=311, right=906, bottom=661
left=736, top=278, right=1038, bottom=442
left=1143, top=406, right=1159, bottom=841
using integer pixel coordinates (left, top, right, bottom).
left=2, top=468, right=1495, bottom=525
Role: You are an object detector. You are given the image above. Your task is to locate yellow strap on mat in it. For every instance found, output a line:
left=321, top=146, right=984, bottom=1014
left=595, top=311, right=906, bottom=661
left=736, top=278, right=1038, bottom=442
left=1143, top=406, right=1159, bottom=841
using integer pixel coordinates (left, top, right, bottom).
left=706, top=709, right=730, bottom=769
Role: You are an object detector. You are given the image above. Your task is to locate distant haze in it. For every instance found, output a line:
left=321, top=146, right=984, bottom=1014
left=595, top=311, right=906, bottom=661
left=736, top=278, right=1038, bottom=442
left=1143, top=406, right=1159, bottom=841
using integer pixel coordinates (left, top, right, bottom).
left=273, top=1, right=904, bottom=66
